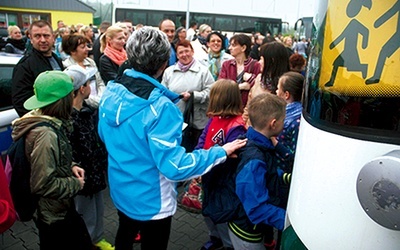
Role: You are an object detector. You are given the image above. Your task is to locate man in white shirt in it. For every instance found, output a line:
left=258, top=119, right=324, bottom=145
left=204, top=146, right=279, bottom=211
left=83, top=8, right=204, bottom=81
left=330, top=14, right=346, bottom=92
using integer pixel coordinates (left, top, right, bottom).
left=186, top=21, right=197, bottom=41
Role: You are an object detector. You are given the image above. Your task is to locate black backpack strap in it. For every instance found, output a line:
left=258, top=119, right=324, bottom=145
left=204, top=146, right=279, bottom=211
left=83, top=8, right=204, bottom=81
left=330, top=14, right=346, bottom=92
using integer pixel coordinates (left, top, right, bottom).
left=24, top=122, right=58, bottom=136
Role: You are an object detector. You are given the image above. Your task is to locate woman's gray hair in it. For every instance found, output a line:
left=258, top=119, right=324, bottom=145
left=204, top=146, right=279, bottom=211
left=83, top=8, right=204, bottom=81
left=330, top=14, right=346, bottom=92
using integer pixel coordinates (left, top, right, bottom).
left=126, top=27, right=170, bottom=76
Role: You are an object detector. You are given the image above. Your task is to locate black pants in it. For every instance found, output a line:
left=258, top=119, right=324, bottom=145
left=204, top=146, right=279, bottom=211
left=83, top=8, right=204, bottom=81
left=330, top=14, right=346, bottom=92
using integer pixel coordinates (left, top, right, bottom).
left=35, top=208, right=92, bottom=250
left=115, top=210, right=172, bottom=250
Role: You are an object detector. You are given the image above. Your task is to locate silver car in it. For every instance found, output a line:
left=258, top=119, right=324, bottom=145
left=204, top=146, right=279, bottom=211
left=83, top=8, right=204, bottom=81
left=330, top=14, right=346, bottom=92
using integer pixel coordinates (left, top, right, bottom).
left=0, top=53, right=22, bottom=155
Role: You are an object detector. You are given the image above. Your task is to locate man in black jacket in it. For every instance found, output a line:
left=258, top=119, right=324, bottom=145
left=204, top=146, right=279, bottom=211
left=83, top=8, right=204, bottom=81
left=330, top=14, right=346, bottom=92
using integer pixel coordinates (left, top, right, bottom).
left=249, top=34, right=265, bottom=61
left=12, top=20, right=64, bottom=117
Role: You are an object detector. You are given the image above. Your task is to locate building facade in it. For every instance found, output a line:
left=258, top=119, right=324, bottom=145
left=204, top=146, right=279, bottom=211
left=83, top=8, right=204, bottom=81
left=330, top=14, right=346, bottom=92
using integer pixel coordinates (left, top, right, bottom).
left=0, top=0, right=95, bottom=30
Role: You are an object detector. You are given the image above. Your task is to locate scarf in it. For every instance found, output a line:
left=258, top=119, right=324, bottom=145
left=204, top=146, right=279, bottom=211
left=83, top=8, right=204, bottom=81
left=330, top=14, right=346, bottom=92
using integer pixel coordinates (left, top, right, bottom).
left=6, top=38, right=26, bottom=51
left=284, top=102, right=302, bottom=128
left=198, top=36, right=207, bottom=46
left=103, top=45, right=127, bottom=66
left=208, top=51, right=224, bottom=80
left=177, top=59, right=195, bottom=72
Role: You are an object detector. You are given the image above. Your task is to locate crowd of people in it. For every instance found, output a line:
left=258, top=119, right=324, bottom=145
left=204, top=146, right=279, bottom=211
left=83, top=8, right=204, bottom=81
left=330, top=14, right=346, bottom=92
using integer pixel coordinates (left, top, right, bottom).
left=2, top=17, right=310, bottom=250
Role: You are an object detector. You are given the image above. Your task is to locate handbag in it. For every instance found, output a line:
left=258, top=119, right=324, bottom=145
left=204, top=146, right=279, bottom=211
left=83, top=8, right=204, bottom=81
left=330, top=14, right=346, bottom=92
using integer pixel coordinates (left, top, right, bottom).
left=177, top=177, right=203, bottom=214
left=178, top=94, right=204, bottom=213
left=181, top=93, right=196, bottom=152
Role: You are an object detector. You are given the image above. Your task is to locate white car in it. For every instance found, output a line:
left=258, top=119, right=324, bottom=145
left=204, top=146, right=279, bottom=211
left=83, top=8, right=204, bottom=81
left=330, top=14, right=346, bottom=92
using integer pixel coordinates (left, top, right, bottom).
left=0, top=53, right=22, bottom=155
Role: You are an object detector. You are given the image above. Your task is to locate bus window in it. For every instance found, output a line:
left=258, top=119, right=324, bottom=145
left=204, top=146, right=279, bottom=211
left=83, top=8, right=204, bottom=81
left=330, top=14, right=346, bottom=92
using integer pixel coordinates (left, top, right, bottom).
left=130, top=12, right=146, bottom=26
left=304, top=0, right=400, bottom=144
left=192, top=13, right=214, bottom=28
left=215, top=17, right=235, bottom=32
left=148, top=12, right=164, bottom=27
left=113, top=7, right=282, bottom=36
left=237, top=17, right=257, bottom=33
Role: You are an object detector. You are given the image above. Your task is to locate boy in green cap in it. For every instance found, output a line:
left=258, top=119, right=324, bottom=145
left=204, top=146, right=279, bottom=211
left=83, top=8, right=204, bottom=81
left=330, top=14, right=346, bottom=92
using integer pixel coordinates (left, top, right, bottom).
left=12, top=70, right=92, bottom=250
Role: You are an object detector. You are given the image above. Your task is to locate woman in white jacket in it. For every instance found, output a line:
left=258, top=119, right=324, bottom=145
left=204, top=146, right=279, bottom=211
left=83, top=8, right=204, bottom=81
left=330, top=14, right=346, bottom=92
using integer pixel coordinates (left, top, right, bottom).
left=162, top=40, right=215, bottom=151
left=62, top=34, right=105, bottom=108
left=202, top=31, right=233, bottom=80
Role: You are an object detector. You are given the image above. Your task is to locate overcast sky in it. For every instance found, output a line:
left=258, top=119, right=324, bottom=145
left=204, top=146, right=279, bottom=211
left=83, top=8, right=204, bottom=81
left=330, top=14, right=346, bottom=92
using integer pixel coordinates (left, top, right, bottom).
left=275, top=0, right=316, bottom=25
left=88, top=0, right=316, bottom=27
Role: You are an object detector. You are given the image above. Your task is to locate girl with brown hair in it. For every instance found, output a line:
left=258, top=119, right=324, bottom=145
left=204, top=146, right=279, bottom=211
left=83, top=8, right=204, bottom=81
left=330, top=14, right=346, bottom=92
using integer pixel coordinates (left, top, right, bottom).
left=196, top=79, right=247, bottom=250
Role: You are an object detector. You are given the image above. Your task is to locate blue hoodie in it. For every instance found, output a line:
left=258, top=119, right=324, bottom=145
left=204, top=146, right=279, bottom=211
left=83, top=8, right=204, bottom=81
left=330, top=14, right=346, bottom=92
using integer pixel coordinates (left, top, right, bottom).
left=98, top=69, right=227, bottom=221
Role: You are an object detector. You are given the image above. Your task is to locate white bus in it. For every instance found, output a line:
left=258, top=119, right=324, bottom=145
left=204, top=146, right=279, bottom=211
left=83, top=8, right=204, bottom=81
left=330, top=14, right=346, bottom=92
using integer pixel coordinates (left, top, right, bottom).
left=282, top=0, right=400, bottom=249
left=112, top=0, right=283, bottom=35
left=294, top=17, right=313, bottom=40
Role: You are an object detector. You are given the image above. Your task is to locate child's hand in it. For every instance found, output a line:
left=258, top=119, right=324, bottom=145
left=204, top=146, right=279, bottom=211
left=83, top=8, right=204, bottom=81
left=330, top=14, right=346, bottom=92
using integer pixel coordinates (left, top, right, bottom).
left=271, top=136, right=278, bottom=147
left=242, top=109, right=249, bottom=124
left=72, top=166, right=85, bottom=179
left=72, top=166, right=86, bottom=190
left=222, top=139, right=248, bottom=158
left=77, top=176, right=85, bottom=190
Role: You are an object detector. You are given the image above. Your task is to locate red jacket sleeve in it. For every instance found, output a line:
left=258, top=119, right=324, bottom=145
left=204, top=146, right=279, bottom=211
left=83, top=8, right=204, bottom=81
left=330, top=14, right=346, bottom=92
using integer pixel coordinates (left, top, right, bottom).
left=0, top=160, right=16, bottom=233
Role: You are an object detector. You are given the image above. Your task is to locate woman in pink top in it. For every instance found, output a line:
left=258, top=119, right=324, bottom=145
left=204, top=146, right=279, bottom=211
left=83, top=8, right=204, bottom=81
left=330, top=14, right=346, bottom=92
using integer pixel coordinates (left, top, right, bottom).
left=219, top=34, right=261, bottom=107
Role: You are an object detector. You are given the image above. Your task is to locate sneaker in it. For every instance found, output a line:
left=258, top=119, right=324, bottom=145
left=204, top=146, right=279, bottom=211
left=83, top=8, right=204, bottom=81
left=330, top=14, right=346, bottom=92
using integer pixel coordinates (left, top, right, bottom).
left=134, top=232, right=141, bottom=243
left=95, top=239, right=115, bottom=250
left=201, top=236, right=223, bottom=250
left=264, top=239, right=276, bottom=250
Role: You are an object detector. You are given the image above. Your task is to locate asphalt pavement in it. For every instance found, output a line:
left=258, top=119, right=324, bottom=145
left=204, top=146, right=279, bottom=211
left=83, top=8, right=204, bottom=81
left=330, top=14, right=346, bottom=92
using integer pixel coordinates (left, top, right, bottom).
left=0, top=187, right=209, bottom=250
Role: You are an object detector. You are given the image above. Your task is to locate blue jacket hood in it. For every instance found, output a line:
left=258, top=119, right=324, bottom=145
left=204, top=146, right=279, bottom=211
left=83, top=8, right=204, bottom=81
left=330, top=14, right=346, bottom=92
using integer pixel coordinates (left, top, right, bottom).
left=99, top=69, right=181, bottom=127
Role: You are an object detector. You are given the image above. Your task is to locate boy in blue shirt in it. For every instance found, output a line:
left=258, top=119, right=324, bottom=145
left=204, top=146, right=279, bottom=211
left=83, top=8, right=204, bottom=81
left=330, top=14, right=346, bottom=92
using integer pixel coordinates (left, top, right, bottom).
left=228, top=93, right=286, bottom=250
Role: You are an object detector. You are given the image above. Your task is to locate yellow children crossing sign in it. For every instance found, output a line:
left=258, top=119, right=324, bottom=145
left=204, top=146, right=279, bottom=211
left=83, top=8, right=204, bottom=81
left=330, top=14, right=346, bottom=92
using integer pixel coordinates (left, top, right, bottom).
left=321, top=0, right=399, bottom=97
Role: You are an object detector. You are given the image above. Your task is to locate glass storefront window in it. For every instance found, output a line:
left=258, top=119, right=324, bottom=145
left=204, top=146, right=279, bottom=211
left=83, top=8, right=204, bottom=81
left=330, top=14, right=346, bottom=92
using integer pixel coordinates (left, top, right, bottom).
left=22, top=14, right=30, bottom=29
left=7, top=14, right=17, bottom=26
left=0, top=13, right=6, bottom=28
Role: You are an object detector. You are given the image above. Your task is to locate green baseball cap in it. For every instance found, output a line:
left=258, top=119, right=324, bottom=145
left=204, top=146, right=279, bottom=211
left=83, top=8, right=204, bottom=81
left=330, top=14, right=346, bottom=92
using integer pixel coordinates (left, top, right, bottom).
left=24, top=71, right=74, bottom=110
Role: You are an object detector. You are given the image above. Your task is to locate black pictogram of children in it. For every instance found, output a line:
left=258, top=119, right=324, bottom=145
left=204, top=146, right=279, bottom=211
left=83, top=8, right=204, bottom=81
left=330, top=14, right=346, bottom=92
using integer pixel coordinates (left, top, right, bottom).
left=366, top=0, right=399, bottom=84
left=325, top=0, right=399, bottom=87
left=325, top=0, right=371, bottom=87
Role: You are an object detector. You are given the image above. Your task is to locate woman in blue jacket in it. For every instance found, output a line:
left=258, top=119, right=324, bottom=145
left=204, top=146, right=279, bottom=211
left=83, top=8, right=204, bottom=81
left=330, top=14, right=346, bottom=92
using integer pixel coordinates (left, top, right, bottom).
left=97, top=27, right=246, bottom=250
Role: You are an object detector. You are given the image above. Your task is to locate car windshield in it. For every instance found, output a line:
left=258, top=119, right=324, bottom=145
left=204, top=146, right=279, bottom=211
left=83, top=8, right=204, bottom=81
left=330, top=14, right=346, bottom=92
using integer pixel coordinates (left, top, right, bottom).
left=0, top=65, right=14, bottom=111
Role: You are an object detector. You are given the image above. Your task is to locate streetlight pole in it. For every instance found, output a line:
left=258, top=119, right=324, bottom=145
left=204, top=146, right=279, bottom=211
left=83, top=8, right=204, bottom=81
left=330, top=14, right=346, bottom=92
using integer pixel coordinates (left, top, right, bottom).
left=186, top=0, right=190, bottom=30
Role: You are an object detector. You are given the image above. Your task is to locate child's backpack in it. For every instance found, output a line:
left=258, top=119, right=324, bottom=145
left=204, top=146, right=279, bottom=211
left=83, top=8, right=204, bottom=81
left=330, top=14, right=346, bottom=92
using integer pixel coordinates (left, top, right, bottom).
left=201, top=157, right=243, bottom=224
left=5, top=122, right=58, bottom=221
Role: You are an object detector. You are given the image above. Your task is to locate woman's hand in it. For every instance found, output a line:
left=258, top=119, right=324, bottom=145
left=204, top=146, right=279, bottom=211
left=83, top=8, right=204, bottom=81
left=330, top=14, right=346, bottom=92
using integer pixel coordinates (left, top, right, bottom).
left=180, top=91, right=191, bottom=101
left=239, top=81, right=251, bottom=90
left=222, top=139, right=248, bottom=158
left=243, top=72, right=252, bottom=82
